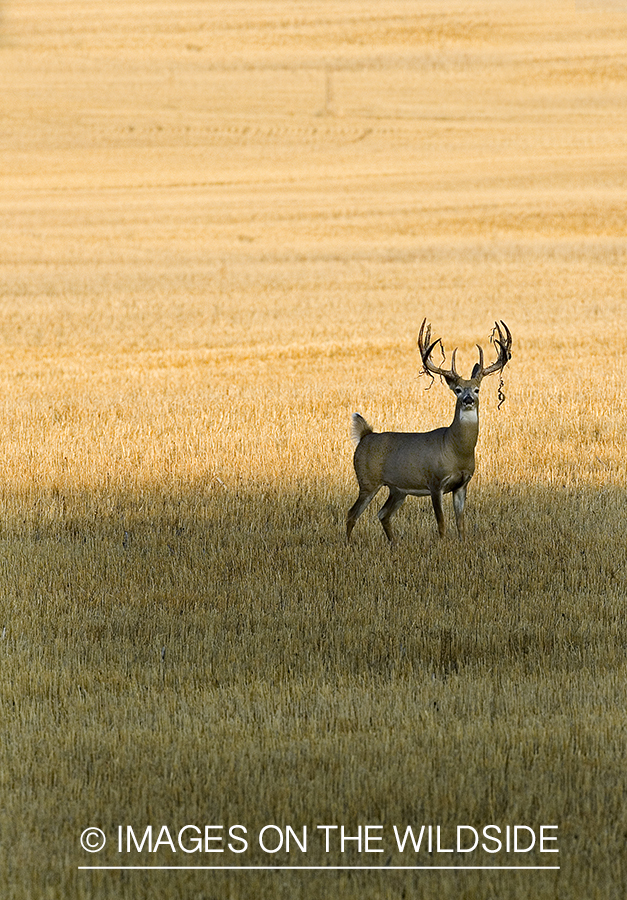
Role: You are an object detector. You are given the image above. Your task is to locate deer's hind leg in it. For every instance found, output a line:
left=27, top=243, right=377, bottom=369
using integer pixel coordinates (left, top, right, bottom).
left=346, top=488, right=380, bottom=542
left=377, top=487, right=407, bottom=544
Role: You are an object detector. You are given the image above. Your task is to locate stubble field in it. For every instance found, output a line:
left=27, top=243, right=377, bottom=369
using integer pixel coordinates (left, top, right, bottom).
left=1, top=2, right=627, bottom=898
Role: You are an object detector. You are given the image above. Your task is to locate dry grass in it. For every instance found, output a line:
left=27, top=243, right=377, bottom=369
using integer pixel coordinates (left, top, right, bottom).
left=1, top=1, right=627, bottom=898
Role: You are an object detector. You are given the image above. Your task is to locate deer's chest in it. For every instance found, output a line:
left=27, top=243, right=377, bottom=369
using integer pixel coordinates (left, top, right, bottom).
left=440, top=468, right=473, bottom=494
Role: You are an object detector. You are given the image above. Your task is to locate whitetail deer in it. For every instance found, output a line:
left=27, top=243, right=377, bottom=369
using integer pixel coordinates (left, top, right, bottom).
left=346, top=319, right=512, bottom=543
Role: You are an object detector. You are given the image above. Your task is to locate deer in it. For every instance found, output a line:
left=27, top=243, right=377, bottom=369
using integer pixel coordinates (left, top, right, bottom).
left=346, top=319, right=512, bottom=543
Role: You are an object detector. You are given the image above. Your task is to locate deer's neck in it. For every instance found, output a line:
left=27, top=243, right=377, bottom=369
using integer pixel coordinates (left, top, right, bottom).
left=447, top=402, right=479, bottom=457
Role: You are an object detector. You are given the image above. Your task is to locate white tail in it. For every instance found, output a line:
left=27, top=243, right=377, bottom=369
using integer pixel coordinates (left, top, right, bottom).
left=350, top=413, right=372, bottom=446
left=346, top=320, right=512, bottom=543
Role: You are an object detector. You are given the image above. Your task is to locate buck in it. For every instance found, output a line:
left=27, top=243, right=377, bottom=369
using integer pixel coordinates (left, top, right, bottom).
left=346, top=319, right=512, bottom=543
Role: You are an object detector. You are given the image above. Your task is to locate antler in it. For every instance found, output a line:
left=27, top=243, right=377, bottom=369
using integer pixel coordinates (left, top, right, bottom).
left=418, top=318, right=459, bottom=381
left=473, top=320, right=512, bottom=381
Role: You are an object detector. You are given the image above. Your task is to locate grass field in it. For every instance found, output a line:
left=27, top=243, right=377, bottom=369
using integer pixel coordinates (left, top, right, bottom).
left=1, top=1, right=627, bottom=897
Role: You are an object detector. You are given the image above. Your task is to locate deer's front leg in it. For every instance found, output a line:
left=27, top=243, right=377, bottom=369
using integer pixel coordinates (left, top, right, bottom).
left=430, top=489, right=446, bottom=538
left=452, top=483, right=467, bottom=541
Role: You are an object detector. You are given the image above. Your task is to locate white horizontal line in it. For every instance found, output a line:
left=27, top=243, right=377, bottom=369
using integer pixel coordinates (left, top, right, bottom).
left=79, top=865, right=560, bottom=871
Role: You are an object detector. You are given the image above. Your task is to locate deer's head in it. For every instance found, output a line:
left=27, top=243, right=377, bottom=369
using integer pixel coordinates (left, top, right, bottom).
left=418, top=319, right=512, bottom=415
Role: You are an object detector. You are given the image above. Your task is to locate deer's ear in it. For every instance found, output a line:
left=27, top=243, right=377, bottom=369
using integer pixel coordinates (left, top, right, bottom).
left=444, top=374, right=459, bottom=390
left=471, top=363, right=483, bottom=379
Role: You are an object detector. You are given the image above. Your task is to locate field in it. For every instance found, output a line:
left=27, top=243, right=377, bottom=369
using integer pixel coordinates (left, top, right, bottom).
left=1, top=1, right=627, bottom=897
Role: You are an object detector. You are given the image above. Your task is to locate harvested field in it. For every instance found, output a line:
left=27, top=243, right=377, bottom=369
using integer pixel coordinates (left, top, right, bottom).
left=1, top=2, right=626, bottom=897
